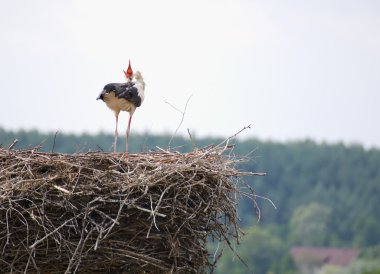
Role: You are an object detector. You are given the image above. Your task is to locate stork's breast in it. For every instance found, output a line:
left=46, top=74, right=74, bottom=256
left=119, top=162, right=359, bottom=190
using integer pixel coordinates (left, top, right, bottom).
left=103, top=93, right=136, bottom=114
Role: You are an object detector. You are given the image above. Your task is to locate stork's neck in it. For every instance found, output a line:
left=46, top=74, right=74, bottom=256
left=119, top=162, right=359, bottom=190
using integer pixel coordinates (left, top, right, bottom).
left=134, top=71, right=145, bottom=90
left=137, top=78, right=145, bottom=90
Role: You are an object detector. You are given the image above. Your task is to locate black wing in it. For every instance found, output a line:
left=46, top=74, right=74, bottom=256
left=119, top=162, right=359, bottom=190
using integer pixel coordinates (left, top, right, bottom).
left=97, top=82, right=141, bottom=107
left=97, top=83, right=130, bottom=100
left=117, top=83, right=142, bottom=107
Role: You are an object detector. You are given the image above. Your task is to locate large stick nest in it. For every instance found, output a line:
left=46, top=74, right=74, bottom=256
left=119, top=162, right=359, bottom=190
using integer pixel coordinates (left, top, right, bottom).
left=0, top=144, right=264, bottom=273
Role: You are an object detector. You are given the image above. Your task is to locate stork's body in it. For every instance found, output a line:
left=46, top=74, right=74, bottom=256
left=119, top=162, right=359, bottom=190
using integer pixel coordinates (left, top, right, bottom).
left=97, top=62, right=145, bottom=153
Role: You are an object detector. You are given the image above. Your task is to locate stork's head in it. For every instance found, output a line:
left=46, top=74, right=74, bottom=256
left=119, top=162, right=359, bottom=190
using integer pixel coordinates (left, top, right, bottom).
left=134, top=71, right=145, bottom=89
left=123, top=60, right=133, bottom=81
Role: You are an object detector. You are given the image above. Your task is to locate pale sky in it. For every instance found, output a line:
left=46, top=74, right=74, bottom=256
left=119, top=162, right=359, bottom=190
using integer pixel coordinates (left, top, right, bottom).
left=1, top=0, right=379, bottom=148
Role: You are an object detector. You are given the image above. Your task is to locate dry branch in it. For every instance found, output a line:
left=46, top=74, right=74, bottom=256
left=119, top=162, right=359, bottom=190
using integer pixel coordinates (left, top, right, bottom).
left=0, top=144, right=265, bottom=273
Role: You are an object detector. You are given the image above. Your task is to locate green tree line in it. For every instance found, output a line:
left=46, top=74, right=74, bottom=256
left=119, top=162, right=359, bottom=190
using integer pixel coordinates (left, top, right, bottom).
left=1, top=127, right=380, bottom=273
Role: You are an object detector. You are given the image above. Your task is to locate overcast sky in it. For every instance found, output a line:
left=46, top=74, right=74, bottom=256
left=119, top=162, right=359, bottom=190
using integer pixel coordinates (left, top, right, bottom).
left=0, top=0, right=379, bottom=148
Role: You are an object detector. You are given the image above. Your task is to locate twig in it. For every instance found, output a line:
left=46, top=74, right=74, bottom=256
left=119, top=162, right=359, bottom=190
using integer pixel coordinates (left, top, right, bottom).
left=165, top=94, right=193, bottom=149
left=96, top=144, right=104, bottom=152
left=53, top=185, right=71, bottom=194
left=187, top=128, right=197, bottom=150
left=29, top=216, right=79, bottom=249
left=129, top=204, right=167, bottom=218
left=7, top=139, right=18, bottom=151
left=51, top=131, right=59, bottom=153
left=216, top=124, right=252, bottom=151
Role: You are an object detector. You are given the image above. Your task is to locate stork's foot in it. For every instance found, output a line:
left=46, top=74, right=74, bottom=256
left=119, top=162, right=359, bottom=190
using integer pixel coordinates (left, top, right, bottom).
left=121, top=151, right=129, bottom=158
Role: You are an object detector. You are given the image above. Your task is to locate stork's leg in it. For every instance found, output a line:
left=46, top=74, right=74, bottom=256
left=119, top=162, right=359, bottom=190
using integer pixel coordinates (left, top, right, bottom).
left=126, top=113, right=133, bottom=153
left=114, top=113, right=119, bottom=153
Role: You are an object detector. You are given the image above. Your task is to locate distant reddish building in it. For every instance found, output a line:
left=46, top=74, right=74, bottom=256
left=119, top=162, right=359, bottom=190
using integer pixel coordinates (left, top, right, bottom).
left=290, top=246, right=359, bottom=274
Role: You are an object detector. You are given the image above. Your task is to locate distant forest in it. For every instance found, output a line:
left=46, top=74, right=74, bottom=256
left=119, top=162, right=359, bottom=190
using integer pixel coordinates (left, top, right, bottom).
left=1, top=127, right=380, bottom=274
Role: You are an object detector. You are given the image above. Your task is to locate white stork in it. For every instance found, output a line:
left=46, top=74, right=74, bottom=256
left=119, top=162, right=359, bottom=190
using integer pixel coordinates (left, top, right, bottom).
left=97, top=61, right=145, bottom=153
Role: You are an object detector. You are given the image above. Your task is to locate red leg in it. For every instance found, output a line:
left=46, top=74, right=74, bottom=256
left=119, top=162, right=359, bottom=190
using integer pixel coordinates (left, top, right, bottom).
left=114, top=113, right=119, bottom=153
left=126, top=114, right=133, bottom=153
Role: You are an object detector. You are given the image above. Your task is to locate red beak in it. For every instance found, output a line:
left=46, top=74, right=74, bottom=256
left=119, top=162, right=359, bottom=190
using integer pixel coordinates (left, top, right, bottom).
left=123, top=60, right=133, bottom=79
